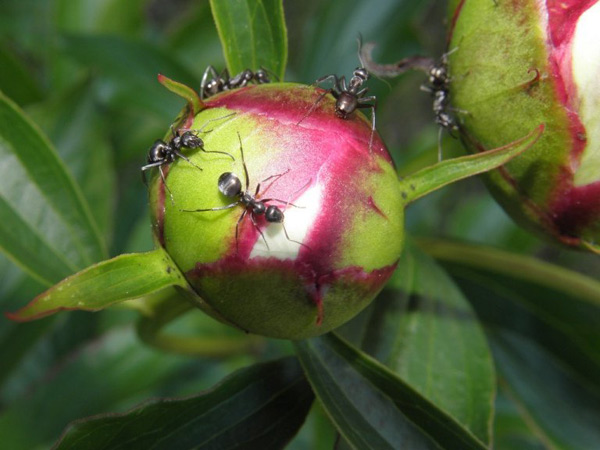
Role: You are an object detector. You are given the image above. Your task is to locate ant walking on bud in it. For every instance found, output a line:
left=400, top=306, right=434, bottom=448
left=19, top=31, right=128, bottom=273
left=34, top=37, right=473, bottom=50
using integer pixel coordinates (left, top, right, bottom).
left=200, top=66, right=272, bottom=99
left=142, top=113, right=236, bottom=202
left=359, top=42, right=464, bottom=160
left=298, top=37, right=377, bottom=153
left=182, top=132, right=310, bottom=252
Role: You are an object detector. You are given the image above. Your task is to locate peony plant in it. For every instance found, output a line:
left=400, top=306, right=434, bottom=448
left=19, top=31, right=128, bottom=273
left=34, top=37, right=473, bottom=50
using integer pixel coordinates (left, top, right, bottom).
left=7, top=75, right=539, bottom=339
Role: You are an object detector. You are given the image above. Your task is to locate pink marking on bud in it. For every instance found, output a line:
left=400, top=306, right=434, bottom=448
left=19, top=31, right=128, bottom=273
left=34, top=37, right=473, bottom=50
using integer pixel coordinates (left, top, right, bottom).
left=186, top=255, right=397, bottom=327
left=367, top=196, right=387, bottom=219
left=543, top=0, right=596, bottom=163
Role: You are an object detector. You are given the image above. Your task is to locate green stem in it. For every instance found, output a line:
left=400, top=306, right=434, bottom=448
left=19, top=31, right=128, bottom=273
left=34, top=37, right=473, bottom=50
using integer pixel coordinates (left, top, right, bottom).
left=136, top=292, right=264, bottom=357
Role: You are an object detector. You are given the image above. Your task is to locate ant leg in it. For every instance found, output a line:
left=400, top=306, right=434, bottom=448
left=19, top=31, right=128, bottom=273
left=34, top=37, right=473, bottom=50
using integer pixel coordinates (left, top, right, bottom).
left=158, top=166, right=174, bottom=204
left=181, top=202, right=239, bottom=213
left=282, top=222, right=311, bottom=250
left=261, top=177, right=312, bottom=208
left=338, top=75, right=348, bottom=93
left=297, top=73, right=343, bottom=125
left=314, top=73, right=340, bottom=89
left=200, top=65, right=219, bottom=99
left=193, top=112, right=237, bottom=134
left=235, top=209, right=248, bottom=253
left=256, top=168, right=291, bottom=196
left=172, top=149, right=204, bottom=171
left=358, top=96, right=377, bottom=153
left=237, top=132, right=250, bottom=191
left=141, top=161, right=166, bottom=186
left=296, top=89, right=331, bottom=126
left=249, top=212, right=269, bottom=250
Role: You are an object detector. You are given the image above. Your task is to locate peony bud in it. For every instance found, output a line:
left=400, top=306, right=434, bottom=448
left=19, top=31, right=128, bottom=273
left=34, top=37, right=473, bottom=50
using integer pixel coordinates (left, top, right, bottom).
left=149, top=83, right=404, bottom=339
left=448, top=0, right=600, bottom=252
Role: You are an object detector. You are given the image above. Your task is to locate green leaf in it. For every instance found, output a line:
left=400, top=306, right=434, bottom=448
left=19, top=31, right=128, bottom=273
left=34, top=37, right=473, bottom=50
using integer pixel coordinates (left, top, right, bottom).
left=7, top=248, right=188, bottom=322
left=339, top=242, right=495, bottom=444
left=210, top=0, right=287, bottom=80
left=0, top=326, right=248, bottom=448
left=295, top=334, right=488, bottom=450
left=0, top=44, right=43, bottom=106
left=493, top=387, right=546, bottom=450
left=491, top=331, right=600, bottom=450
left=158, top=73, right=205, bottom=117
left=399, top=124, right=544, bottom=205
left=53, top=357, right=313, bottom=450
left=0, top=90, right=106, bottom=286
left=419, top=238, right=600, bottom=390
left=27, top=78, right=116, bottom=238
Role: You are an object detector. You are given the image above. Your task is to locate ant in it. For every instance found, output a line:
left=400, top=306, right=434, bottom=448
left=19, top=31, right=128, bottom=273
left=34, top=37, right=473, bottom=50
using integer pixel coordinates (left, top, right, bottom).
left=141, top=113, right=236, bottom=201
left=298, top=39, right=377, bottom=152
left=419, top=53, right=462, bottom=159
left=182, top=132, right=309, bottom=252
left=200, top=66, right=271, bottom=99
left=359, top=42, right=462, bottom=160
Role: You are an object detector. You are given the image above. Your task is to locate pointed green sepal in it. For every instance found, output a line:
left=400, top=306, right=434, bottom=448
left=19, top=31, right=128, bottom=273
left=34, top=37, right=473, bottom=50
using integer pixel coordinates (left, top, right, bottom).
left=399, top=124, right=545, bottom=205
left=157, top=73, right=204, bottom=117
left=6, top=248, right=189, bottom=322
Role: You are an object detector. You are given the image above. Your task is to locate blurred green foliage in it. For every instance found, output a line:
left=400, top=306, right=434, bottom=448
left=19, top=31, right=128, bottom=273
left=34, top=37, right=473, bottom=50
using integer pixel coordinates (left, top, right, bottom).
left=0, top=0, right=598, bottom=449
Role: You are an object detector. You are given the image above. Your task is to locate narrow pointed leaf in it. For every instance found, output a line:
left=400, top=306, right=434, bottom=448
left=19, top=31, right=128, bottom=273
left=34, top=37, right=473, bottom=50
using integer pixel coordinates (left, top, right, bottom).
left=295, top=334, right=487, bottom=450
left=399, top=124, right=544, bottom=205
left=419, top=238, right=600, bottom=389
left=210, top=0, right=287, bottom=80
left=0, top=91, right=105, bottom=286
left=53, top=357, right=314, bottom=450
left=28, top=79, right=116, bottom=237
left=7, top=248, right=188, bottom=322
left=158, top=73, right=205, bottom=117
left=339, top=242, right=494, bottom=444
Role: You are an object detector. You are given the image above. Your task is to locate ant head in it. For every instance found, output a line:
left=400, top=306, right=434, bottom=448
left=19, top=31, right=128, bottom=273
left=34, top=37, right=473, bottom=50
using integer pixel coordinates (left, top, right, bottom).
left=353, top=67, right=369, bottom=81
left=148, top=140, right=170, bottom=163
left=255, top=69, right=270, bottom=83
left=218, top=172, right=242, bottom=197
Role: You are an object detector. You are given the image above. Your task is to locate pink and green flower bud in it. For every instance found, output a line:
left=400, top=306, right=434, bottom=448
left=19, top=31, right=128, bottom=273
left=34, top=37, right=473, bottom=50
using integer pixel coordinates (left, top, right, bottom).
left=448, top=0, right=600, bottom=252
left=148, top=83, right=404, bottom=339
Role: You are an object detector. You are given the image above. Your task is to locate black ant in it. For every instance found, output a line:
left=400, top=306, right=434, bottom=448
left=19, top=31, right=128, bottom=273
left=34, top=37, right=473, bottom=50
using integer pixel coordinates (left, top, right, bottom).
left=419, top=53, right=462, bottom=159
left=298, top=41, right=377, bottom=151
left=200, top=66, right=271, bottom=99
left=182, top=133, right=309, bottom=252
left=141, top=114, right=236, bottom=201
left=359, top=42, right=463, bottom=160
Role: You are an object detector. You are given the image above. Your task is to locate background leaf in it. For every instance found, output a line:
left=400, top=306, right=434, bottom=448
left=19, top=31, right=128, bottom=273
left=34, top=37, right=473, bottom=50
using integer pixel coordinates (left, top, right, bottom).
left=53, top=357, right=313, bottom=450
left=420, top=239, right=600, bottom=390
left=209, top=0, right=287, bottom=79
left=338, top=242, right=495, bottom=444
left=0, top=91, right=106, bottom=285
left=295, top=333, right=487, bottom=450
left=420, top=239, right=600, bottom=448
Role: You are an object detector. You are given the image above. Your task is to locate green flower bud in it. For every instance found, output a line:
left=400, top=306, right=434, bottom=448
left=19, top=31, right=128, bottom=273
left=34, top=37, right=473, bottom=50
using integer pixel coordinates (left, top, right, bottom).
left=148, top=83, right=404, bottom=339
left=448, top=0, right=600, bottom=252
